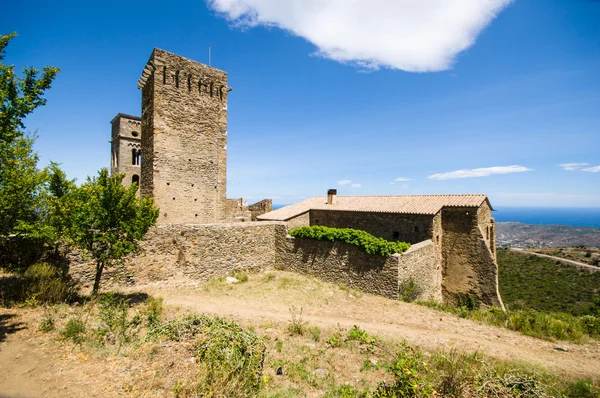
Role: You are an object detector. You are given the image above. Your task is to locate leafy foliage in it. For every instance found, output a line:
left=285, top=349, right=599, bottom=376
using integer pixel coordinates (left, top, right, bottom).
left=0, top=32, right=61, bottom=268
left=290, top=226, right=410, bottom=256
left=61, top=169, right=159, bottom=294
left=0, top=32, right=59, bottom=144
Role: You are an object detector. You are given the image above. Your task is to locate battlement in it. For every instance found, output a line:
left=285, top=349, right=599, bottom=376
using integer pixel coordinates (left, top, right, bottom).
left=137, top=48, right=232, bottom=102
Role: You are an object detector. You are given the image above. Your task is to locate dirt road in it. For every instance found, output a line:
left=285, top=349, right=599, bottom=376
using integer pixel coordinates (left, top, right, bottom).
left=510, top=248, right=600, bottom=272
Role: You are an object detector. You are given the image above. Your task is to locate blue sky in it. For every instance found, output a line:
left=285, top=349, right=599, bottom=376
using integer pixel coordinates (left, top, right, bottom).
left=2, top=0, right=599, bottom=207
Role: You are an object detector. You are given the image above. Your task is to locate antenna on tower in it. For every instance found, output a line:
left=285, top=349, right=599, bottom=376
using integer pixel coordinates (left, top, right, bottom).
left=208, top=45, right=211, bottom=67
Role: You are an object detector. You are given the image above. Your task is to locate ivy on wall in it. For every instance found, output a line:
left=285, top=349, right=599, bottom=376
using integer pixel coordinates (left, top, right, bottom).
left=289, top=226, right=410, bottom=256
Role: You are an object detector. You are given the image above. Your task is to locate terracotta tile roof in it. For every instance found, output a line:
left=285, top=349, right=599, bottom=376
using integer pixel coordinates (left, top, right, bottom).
left=257, top=194, right=491, bottom=221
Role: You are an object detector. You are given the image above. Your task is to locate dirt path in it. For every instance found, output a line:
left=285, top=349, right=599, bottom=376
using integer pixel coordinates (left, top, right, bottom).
left=510, top=248, right=600, bottom=272
left=0, top=311, right=125, bottom=398
left=1, top=271, right=599, bottom=397
left=139, top=271, right=600, bottom=380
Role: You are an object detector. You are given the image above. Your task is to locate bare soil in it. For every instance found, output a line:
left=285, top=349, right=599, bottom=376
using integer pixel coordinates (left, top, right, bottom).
left=1, top=270, right=599, bottom=397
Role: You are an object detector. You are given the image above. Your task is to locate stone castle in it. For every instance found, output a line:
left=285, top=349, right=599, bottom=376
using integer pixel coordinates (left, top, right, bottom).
left=106, top=48, right=503, bottom=308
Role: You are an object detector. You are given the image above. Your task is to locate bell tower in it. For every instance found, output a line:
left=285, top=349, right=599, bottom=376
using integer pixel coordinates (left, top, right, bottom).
left=109, top=113, right=142, bottom=188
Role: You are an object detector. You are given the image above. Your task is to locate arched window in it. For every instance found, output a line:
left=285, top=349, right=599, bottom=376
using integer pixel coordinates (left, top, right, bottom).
left=136, top=149, right=142, bottom=166
left=132, top=174, right=140, bottom=186
left=131, top=148, right=137, bottom=165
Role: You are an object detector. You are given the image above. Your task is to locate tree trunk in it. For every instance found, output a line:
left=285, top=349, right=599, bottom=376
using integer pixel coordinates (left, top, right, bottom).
left=92, top=261, right=105, bottom=295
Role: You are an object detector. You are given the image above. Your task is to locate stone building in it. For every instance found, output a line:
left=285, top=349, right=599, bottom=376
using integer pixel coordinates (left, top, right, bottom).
left=258, top=190, right=503, bottom=307
left=111, top=48, right=270, bottom=224
left=110, top=113, right=142, bottom=188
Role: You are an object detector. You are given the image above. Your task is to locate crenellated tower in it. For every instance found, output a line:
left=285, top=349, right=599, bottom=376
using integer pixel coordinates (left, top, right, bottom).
left=137, top=48, right=231, bottom=225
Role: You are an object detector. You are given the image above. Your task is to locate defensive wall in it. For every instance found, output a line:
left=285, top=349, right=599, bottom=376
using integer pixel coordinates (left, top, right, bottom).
left=69, top=221, right=495, bottom=306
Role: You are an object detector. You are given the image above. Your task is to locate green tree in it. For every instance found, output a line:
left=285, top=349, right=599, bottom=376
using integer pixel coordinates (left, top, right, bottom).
left=1, top=32, right=59, bottom=144
left=0, top=32, right=60, bottom=267
left=63, top=169, right=158, bottom=294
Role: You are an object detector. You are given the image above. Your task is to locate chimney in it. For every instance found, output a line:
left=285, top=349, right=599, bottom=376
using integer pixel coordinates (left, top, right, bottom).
left=327, top=189, right=337, bottom=205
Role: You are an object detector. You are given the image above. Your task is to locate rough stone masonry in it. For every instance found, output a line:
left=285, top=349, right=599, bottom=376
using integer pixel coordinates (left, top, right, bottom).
left=137, top=48, right=231, bottom=225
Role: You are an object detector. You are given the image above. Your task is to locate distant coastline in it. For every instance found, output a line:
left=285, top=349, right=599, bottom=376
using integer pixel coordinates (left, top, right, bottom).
left=493, top=207, right=600, bottom=228
left=273, top=204, right=600, bottom=229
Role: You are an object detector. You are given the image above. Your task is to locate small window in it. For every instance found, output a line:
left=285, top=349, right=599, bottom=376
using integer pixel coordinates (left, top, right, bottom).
left=393, top=231, right=400, bottom=240
left=132, top=174, right=140, bottom=186
left=131, top=131, right=139, bottom=137
left=131, top=148, right=137, bottom=165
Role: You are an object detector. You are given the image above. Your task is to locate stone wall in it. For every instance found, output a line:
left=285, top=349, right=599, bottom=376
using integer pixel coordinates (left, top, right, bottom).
left=440, top=207, right=503, bottom=307
left=280, top=236, right=400, bottom=299
left=140, top=49, right=230, bottom=225
left=310, top=210, right=434, bottom=244
left=249, top=199, right=272, bottom=221
left=69, top=222, right=287, bottom=287
left=396, top=240, right=442, bottom=302
left=286, top=211, right=311, bottom=231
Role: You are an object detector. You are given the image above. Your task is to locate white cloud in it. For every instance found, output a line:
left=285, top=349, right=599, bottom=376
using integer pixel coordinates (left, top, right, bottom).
left=337, top=179, right=352, bottom=185
left=350, top=183, right=361, bottom=188
left=428, top=165, right=532, bottom=180
left=208, top=0, right=512, bottom=72
left=582, top=165, right=600, bottom=173
left=394, top=177, right=411, bottom=182
left=558, top=163, right=588, bottom=171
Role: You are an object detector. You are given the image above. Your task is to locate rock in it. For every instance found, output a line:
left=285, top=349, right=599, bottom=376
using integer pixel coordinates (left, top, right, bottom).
left=312, top=368, right=329, bottom=378
left=348, top=294, right=355, bottom=299
left=225, top=276, right=239, bottom=284
left=369, top=358, right=378, bottom=366
left=276, top=367, right=283, bottom=375
left=264, top=328, right=275, bottom=334
left=554, top=346, right=569, bottom=352
left=328, top=291, right=334, bottom=296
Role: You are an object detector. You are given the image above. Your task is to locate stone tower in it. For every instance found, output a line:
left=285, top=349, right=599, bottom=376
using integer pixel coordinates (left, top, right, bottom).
left=137, top=49, right=231, bottom=225
left=110, top=113, right=142, bottom=188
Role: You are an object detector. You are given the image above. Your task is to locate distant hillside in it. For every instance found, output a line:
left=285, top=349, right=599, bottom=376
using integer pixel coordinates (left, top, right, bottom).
left=497, top=248, right=600, bottom=316
left=496, top=222, right=600, bottom=248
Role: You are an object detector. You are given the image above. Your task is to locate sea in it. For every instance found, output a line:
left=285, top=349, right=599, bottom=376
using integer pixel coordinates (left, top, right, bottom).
left=272, top=205, right=600, bottom=229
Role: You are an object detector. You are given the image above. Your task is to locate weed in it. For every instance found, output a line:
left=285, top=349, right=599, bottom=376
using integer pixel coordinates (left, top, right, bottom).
left=39, top=310, right=55, bottom=333
left=61, top=316, right=86, bottom=344
left=287, top=306, right=307, bottom=336
left=326, top=329, right=344, bottom=348
left=96, top=292, right=141, bottom=351
left=564, top=380, right=600, bottom=398
left=347, top=325, right=378, bottom=347
left=398, top=278, right=420, bottom=302
left=309, top=326, right=321, bottom=342
left=373, top=341, right=434, bottom=397
left=232, top=271, right=249, bottom=283
left=431, top=349, right=481, bottom=397
left=275, top=340, right=283, bottom=353
left=325, top=383, right=368, bottom=397
left=262, top=273, right=276, bottom=283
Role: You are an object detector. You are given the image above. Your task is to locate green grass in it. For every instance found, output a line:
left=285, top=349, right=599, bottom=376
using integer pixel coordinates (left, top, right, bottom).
left=497, top=248, right=600, bottom=316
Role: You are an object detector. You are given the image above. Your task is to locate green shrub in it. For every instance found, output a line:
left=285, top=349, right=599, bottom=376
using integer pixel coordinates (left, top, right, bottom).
left=373, top=342, right=434, bottom=397
left=398, top=279, right=420, bottom=302
left=61, top=317, right=86, bottom=344
left=150, top=314, right=266, bottom=397
left=290, top=226, right=410, bottom=256
left=22, top=262, right=74, bottom=305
